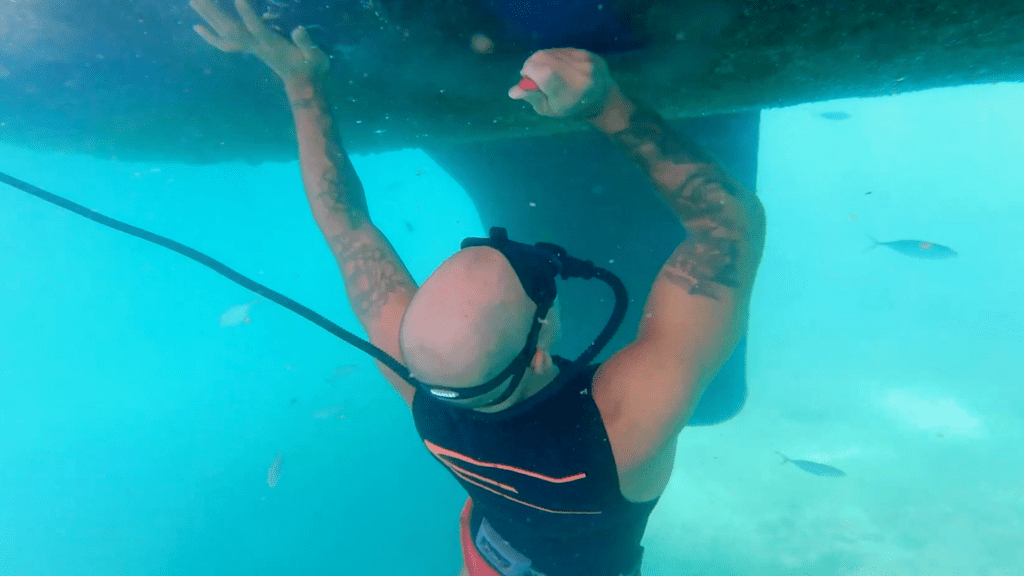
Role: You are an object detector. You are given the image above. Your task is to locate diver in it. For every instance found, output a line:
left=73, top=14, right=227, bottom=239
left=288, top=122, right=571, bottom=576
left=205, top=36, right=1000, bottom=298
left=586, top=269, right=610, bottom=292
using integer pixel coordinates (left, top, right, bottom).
left=188, top=1, right=766, bottom=575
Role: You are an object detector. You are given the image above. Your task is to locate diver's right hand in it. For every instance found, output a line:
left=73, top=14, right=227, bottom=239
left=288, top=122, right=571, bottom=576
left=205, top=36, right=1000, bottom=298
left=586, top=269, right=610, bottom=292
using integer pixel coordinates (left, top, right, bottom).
left=189, top=0, right=328, bottom=86
left=508, top=48, right=617, bottom=120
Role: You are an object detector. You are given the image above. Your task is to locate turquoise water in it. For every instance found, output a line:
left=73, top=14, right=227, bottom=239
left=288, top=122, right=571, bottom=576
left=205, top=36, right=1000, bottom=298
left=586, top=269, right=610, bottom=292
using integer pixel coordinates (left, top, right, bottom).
left=2, top=83, right=1022, bottom=575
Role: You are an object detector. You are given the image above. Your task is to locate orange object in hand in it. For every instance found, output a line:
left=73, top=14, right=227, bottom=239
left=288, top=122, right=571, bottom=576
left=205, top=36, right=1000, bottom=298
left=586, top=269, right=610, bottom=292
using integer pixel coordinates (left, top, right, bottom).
left=518, top=77, right=539, bottom=91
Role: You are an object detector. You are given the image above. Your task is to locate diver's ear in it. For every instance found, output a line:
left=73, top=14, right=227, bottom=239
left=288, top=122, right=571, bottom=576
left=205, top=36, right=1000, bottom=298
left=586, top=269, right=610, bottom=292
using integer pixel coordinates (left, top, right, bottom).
left=531, top=348, right=554, bottom=373
left=539, top=297, right=563, bottom=348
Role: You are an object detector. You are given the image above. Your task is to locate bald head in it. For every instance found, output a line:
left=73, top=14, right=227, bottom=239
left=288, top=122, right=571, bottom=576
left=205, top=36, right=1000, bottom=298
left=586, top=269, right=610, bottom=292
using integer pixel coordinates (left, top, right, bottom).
left=399, top=247, right=537, bottom=388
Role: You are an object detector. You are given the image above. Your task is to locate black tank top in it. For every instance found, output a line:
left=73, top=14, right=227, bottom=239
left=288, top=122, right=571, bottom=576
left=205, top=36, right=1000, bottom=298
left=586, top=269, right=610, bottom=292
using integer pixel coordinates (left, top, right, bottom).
left=412, top=357, right=659, bottom=576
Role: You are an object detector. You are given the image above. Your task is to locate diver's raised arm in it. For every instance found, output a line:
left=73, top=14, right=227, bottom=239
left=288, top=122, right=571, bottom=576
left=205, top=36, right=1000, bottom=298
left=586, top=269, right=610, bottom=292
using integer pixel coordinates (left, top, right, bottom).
left=282, top=77, right=417, bottom=405
left=190, top=0, right=417, bottom=405
left=511, top=49, right=765, bottom=494
left=588, top=84, right=765, bottom=443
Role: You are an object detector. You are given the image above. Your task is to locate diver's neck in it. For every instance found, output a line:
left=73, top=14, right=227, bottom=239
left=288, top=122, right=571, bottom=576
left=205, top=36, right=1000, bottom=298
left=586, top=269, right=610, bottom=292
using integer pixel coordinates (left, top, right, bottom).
left=474, top=364, right=560, bottom=414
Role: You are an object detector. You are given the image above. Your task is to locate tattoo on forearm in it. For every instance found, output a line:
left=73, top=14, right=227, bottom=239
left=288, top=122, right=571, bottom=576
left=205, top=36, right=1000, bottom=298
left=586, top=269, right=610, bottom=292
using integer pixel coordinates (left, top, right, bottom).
left=329, top=234, right=415, bottom=320
left=288, top=84, right=414, bottom=323
left=293, top=88, right=371, bottom=229
left=661, top=228, right=741, bottom=298
left=289, top=95, right=317, bottom=109
left=317, top=157, right=368, bottom=229
left=611, top=107, right=717, bottom=185
left=613, top=105, right=756, bottom=300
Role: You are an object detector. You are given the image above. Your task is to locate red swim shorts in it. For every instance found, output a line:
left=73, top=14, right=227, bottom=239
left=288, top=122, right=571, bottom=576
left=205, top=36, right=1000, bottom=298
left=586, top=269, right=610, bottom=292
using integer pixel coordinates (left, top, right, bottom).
left=458, top=498, right=641, bottom=576
left=460, top=498, right=503, bottom=576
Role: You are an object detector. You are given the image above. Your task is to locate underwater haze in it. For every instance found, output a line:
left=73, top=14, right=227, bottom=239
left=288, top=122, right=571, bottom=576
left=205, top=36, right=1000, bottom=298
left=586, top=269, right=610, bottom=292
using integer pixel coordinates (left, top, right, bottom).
left=2, top=75, right=1024, bottom=576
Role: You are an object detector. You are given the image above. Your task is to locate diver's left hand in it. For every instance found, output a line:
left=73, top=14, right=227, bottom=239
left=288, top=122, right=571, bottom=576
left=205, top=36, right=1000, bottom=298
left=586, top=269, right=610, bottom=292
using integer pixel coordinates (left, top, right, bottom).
left=189, top=0, right=329, bottom=86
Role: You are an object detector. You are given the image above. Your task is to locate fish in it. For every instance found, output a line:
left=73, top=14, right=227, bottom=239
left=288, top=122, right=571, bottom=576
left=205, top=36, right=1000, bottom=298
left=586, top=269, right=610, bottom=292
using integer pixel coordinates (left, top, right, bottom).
left=219, top=299, right=258, bottom=327
left=819, top=111, right=851, bottom=120
left=326, top=364, right=359, bottom=381
left=776, top=451, right=846, bottom=477
left=867, top=236, right=958, bottom=259
left=266, top=453, right=283, bottom=488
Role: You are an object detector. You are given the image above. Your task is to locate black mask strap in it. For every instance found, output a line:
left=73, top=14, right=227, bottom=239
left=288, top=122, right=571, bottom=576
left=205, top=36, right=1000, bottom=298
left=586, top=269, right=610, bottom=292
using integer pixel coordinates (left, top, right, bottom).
left=418, top=228, right=557, bottom=405
left=423, top=314, right=545, bottom=405
left=412, top=227, right=628, bottom=407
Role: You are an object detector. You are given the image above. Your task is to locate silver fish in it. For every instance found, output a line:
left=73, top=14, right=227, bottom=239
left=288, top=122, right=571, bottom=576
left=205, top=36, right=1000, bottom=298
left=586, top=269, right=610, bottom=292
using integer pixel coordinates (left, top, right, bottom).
left=819, top=111, right=851, bottom=120
left=266, top=453, right=284, bottom=488
left=219, top=299, right=258, bottom=327
left=868, top=237, right=957, bottom=259
left=312, top=405, right=346, bottom=419
left=776, top=451, right=846, bottom=477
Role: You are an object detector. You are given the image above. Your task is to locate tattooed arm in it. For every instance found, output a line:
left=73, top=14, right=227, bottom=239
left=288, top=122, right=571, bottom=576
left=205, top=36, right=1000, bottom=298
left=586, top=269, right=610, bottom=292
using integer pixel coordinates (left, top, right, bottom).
left=589, top=85, right=766, bottom=484
left=510, top=48, right=764, bottom=443
left=189, top=0, right=417, bottom=404
left=589, top=85, right=765, bottom=301
left=286, top=80, right=418, bottom=404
